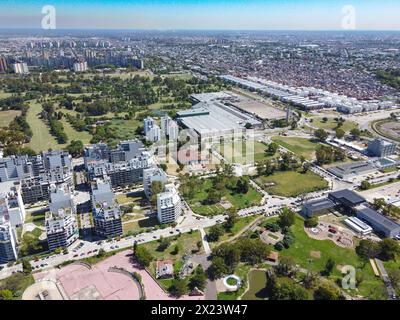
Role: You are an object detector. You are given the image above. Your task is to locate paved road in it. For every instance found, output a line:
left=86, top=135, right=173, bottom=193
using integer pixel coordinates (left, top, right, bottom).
left=375, top=258, right=397, bottom=300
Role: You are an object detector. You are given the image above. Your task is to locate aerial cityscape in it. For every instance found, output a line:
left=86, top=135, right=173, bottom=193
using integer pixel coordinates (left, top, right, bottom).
left=1, top=0, right=400, bottom=308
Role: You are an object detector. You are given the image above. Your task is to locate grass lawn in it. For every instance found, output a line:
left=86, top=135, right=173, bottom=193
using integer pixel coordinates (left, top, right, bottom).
left=280, top=216, right=387, bottom=299
left=217, top=140, right=274, bottom=164
left=255, top=170, right=328, bottom=197
left=0, top=273, right=35, bottom=300
left=122, top=216, right=159, bottom=235
left=26, top=101, right=60, bottom=152
left=187, top=178, right=262, bottom=216
left=61, top=118, right=93, bottom=145
left=24, top=211, right=46, bottom=227
left=310, top=117, right=358, bottom=132
left=271, top=136, right=320, bottom=159
left=0, top=110, right=21, bottom=127
left=206, top=215, right=259, bottom=248
left=0, top=91, right=13, bottom=99
left=116, top=191, right=146, bottom=206
left=107, top=118, right=142, bottom=142
left=141, top=230, right=202, bottom=261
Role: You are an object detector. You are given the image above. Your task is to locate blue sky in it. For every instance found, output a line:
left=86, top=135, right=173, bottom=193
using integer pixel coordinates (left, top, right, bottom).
left=0, top=0, right=399, bottom=30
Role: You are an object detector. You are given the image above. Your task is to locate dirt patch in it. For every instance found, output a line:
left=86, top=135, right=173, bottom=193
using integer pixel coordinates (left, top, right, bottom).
left=310, top=251, right=321, bottom=259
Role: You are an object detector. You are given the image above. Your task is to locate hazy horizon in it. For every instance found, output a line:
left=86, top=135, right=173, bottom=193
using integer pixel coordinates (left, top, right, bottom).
left=1, top=0, right=400, bottom=30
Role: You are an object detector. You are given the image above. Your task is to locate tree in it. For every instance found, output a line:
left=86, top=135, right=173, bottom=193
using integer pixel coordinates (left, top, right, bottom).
left=275, top=255, right=298, bottom=278
left=196, top=240, right=202, bottom=252
left=266, top=142, right=279, bottom=155
left=236, top=238, right=269, bottom=265
left=207, top=225, right=225, bottom=242
left=208, top=257, right=229, bottom=279
left=355, top=239, right=381, bottom=260
left=360, top=180, right=371, bottom=190
left=235, top=177, right=249, bottom=194
left=335, top=128, right=345, bottom=139
left=169, top=278, right=188, bottom=297
left=378, top=238, right=400, bottom=261
left=324, top=258, right=335, bottom=276
left=304, top=216, right=318, bottom=228
left=350, top=128, right=361, bottom=139
left=97, top=248, right=106, bottom=258
left=189, top=266, right=207, bottom=291
left=66, top=140, right=84, bottom=157
left=172, top=244, right=180, bottom=255
left=304, top=270, right=319, bottom=289
left=156, top=236, right=171, bottom=252
left=224, top=207, right=238, bottom=231
left=206, top=188, right=222, bottom=205
left=150, top=181, right=164, bottom=206
left=134, top=245, right=154, bottom=268
left=314, top=281, right=341, bottom=300
left=314, top=128, right=328, bottom=142
left=267, top=273, right=309, bottom=300
left=388, top=269, right=400, bottom=291
left=22, top=259, right=32, bottom=275
left=278, top=207, right=296, bottom=229
left=373, top=198, right=386, bottom=210
left=0, top=289, right=13, bottom=300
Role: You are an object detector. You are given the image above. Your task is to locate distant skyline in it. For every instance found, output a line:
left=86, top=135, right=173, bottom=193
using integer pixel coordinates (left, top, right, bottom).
left=1, top=0, right=400, bottom=30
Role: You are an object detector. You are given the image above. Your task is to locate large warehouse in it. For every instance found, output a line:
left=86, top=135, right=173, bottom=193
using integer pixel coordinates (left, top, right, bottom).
left=177, top=100, right=261, bottom=139
left=356, top=205, right=400, bottom=238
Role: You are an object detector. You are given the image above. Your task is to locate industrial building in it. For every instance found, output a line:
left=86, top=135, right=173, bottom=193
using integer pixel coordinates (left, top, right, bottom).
left=356, top=205, right=400, bottom=238
left=301, top=198, right=336, bottom=217
left=328, top=189, right=366, bottom=212
left=344, top=216, right=373, bottom=236
left=327, top=161, right=378, bottom=180
left=177, top=100, right=261, bottom=139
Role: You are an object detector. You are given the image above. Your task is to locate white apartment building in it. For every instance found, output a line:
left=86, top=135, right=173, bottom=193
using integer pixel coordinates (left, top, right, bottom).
left=93, top=203, right=122, bottom=238
left=0, top=216, right=18, bottom=263
left=45, top=208, right=79, bottom=252
left=90, top=177, right=115, bottom=207
left=143, top=167, right=168, bottom=199
left=73, top=61, right=88, bottom=72
left=49, top=184, right=75, bottom=215
left=12, top=62, right=29, bottom=74
left=146, top=124, right=161, bottom=142
left=157, top=184, right=182, bottom=224
left=0, top=184, right=26, bottom=228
